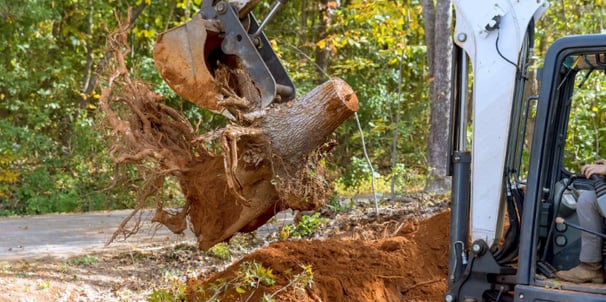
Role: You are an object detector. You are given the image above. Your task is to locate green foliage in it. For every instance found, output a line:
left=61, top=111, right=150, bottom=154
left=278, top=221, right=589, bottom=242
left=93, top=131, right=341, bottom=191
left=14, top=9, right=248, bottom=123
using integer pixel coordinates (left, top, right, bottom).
left=238, top=261, right=276, bottom=288
left=222, top=261, right=277, bottom=300
left=196, top=262, right=313, bottom=301
left=208, top=243, right=231, bottom=260
left=257, top=0, right=429, bottom=191
left=0, top=0, right=142, bottom=215
left=563, top=70, right=606, bottom=170
left=262, top=264, right=314, bottom=301
left=37, top=281, right=51, bottom=290
left=326, top=1, right=429, bottom=186
left=325, top=192, right=351, bottom=214
left=1, top=0, right=603, bottom=216
left=69, top=255, right=98, bottom=266
left=282, top=212, right=326, bottom=239
left=535, top=2, right=606, bottom=171
left=148, top=286, right=186, bottom=302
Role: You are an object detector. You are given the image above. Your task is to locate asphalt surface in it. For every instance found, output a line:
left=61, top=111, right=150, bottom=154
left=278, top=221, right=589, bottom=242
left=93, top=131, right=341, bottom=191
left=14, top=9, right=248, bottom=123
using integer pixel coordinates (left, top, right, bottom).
left=0, top=209, right=195, bottom=261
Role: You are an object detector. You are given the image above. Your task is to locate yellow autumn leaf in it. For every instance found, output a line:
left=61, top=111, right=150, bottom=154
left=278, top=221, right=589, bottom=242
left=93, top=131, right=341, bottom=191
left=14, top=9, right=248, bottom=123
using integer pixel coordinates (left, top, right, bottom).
left=235, top=287, right=246, bottom=294
left=0, top=170, right=19, bottom=183
left=316, top=39, right=327, bottom=49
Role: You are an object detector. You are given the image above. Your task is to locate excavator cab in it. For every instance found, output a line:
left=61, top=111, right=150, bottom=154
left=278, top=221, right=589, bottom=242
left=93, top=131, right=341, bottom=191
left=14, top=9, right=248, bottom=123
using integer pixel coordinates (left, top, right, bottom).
left=447, top=34, right=606, bottom=302
left=539, top=51, right=606, bottom=272
left=516, top=37, right=606, bottom=301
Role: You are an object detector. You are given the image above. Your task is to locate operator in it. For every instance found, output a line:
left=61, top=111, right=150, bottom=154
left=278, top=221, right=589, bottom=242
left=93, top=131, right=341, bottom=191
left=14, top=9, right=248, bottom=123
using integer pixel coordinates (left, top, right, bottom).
left=556, top=160, right=606, bottom=284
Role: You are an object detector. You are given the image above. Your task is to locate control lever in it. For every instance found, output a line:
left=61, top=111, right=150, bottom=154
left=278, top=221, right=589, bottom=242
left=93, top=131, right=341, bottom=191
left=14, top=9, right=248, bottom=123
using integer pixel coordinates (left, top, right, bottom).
left=555, top=217, right=606, bottom=239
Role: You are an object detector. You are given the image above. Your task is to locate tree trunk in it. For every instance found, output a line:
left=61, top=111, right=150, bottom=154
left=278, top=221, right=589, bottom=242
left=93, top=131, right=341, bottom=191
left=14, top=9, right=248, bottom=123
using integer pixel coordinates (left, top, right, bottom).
left=262, top=78, right=358, bottom=161
left=314, top=0, right=339, bottom=82
left=423, top=0, right=453, bottom=193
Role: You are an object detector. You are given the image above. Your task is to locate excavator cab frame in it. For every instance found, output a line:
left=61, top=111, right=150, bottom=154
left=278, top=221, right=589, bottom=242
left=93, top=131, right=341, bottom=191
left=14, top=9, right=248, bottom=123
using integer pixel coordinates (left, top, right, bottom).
left=448, top=31, right=606, bottom=301
left=517, top=34, right=606, bottom=302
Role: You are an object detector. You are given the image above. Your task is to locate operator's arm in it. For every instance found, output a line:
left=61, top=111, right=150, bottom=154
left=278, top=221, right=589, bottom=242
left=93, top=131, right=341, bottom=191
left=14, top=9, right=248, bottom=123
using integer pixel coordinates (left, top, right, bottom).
left=581, top=160, right=606, bottom=178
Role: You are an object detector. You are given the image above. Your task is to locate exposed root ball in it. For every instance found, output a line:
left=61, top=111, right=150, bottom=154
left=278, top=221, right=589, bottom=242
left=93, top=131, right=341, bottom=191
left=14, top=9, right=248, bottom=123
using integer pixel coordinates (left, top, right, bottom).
left=99, top=15, right=357, bottom=250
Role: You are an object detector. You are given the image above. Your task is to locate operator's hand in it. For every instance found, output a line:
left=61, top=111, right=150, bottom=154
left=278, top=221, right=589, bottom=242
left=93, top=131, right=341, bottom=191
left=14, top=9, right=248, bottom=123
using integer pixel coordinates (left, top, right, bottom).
left=581, top=160, right=606, bottom=178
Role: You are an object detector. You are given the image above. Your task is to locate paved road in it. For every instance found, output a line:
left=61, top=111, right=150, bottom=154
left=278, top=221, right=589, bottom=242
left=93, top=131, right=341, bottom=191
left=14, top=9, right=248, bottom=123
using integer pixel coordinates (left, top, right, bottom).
left=0, top=209, right=195, bottom=261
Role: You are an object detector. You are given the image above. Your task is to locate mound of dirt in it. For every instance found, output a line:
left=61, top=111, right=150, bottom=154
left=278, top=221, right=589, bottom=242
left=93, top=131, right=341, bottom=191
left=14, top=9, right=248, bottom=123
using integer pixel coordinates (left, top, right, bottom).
left=186, top=211, right=450, bottom=301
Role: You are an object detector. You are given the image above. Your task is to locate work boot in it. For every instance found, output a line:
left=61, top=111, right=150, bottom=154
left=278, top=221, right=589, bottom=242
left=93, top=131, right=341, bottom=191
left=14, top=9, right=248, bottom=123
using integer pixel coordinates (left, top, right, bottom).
left=556, top=262, right=604, bottom=283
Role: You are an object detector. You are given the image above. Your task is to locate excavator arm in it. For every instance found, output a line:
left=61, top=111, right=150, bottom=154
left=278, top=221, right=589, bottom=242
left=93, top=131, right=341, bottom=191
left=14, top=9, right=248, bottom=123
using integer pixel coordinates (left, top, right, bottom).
left=447, top=0, right=548, bottom=300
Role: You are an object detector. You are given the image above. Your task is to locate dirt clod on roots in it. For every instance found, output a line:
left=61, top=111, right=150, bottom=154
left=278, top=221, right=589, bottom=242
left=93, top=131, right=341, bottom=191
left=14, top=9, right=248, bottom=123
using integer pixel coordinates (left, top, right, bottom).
left=99, top=13, right=337, bottom=250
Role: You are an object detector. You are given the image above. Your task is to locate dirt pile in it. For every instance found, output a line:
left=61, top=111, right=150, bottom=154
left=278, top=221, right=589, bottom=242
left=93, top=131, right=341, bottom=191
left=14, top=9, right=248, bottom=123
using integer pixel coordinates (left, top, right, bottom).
left=187, top=211, right=450, bottom=301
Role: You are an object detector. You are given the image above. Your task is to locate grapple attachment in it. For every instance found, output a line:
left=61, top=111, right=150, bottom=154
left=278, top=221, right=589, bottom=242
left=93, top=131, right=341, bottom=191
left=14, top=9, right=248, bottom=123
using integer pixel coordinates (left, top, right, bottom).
left=153, top=0, right=295, bottom=113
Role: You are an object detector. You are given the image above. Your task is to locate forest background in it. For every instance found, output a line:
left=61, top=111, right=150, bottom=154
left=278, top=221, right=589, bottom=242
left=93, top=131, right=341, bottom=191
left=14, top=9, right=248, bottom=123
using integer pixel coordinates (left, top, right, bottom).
left=0, top=0, right=604, bottom=216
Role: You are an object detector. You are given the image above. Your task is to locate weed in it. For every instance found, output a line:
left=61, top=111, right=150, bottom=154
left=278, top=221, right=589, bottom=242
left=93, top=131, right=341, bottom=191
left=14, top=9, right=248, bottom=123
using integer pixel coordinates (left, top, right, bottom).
left=70, top=255, right=98, bottom=266
left=190, top=261, right=274, bottom=301
left=208, top=242, right=231, bottom=260
left=149, top=277, right=186, bottom=302
left=281, top=212, right=326, bottom=239
left=266, top=264, right=314, bottom=300
left=186, top=262, right=314, bottom=302
left=127, top=250, right=147, bottom=264
left=240, top=261, right=276, bottom=287
left=325, top=193, right=354, bottom=214
left=37, top=281, right=50, bottom=290
left=149, top=288, right=185, bottom=302
left=1, top=266, right=10, bottom=274
left=60, top=262, right=71, bottom=272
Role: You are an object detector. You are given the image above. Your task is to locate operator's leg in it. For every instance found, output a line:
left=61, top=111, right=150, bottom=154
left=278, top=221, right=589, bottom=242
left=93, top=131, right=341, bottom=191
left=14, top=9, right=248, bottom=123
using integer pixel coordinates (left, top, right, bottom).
left=578, top=190, right=604, bottom=263
left=556, top=190, right=604, bottom=283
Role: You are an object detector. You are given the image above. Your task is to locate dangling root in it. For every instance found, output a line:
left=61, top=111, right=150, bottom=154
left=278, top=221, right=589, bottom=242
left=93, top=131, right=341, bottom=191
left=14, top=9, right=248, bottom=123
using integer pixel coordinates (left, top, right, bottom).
left=220, top=125, right=267, bottom=207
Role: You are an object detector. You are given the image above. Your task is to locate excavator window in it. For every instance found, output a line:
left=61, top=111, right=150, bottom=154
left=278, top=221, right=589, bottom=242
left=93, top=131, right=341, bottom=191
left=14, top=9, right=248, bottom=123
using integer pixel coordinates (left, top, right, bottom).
left=543, top=50, right=606, bottom=278
left=562, top=53, right=606, bottom=174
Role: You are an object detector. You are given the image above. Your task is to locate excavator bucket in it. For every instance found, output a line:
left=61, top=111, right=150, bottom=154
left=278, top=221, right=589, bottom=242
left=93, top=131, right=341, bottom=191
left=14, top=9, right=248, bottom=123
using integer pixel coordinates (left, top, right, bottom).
left=153, top=14, right=222, bottom=113
left=154, top=0, right=296, bottom=113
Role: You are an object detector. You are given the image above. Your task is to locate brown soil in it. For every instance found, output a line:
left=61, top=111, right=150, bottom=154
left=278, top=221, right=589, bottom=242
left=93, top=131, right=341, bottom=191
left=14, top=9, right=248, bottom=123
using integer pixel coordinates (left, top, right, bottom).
left=187, top=210, right=449, bottom=301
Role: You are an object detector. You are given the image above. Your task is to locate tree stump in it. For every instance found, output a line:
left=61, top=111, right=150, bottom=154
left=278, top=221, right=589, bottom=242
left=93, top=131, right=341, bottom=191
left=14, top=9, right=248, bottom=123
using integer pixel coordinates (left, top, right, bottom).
left=100, top=19, right=358, bottom=250
left=183, top=78, right=358, bottom=249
